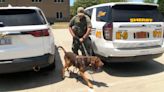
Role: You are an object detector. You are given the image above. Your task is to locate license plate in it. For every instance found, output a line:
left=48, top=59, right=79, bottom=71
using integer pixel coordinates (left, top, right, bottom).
left=0, top=37, right=12, bottom=45
left=135, top=32, right=148, bottom=39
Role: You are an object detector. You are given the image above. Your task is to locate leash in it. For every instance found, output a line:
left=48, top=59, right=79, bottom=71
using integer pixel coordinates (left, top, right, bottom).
left=81, top=43, right=89, bottom=56
left=81, top=42, right=95, bottom=82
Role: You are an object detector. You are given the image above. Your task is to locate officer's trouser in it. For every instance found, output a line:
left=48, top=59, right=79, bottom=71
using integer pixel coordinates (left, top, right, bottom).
left=72, top=37, right=92, bottom=56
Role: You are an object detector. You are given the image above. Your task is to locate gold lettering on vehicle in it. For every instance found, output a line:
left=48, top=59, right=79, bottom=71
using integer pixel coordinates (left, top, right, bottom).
left=130, top=18, right=153, bottom=22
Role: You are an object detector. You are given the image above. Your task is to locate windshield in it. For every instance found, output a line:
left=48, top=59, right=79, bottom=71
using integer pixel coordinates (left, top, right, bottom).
left=0, top=9, right=46, bottom=26
left=112, top=5, right=164, bottom=22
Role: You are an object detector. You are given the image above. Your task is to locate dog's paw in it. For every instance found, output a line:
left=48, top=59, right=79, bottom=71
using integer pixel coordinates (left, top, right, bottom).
left=88, top=83, right=93, bottom=89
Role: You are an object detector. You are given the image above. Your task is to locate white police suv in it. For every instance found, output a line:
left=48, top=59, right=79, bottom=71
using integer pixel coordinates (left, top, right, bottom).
left=85, top=2, right=164, bottom=62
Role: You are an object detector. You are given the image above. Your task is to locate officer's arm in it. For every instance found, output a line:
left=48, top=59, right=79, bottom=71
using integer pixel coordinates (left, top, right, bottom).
left=69, top=17, right=76, bottom=37
left=82, top=16, right=92, bottom=39
left=82, top=27, right=91, bottom=40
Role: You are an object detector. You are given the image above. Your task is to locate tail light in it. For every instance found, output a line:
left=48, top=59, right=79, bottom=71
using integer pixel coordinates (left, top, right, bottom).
left=103, top=23, right=113, bottom=40
left=22, top=29, right=49, bottom=37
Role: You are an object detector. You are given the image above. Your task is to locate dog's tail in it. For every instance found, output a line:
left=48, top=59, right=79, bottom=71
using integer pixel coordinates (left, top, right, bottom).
left=57, top=46, right=66, bottom=54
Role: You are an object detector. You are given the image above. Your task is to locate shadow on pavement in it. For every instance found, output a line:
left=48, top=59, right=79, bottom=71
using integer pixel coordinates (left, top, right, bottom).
left=68, top=71, right=108, bottom=88
left=0, top=48, right=63, bottom=91
left=103, top=60, right=164, bottom=77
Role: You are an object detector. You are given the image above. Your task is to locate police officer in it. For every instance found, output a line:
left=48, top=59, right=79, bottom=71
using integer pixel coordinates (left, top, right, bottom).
left=69, top=7, right=92, bottom=55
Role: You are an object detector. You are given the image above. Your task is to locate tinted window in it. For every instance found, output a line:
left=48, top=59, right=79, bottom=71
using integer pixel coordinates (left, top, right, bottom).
left=0, top=9, right=46, bottom=26
left=112, top=5, right=164, bottom=22
left=96, top=6, right=111, bottom=22
left=85, top=9, right=93, bottom=18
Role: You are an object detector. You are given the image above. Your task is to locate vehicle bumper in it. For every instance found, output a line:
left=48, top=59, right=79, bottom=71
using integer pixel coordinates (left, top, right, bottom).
left=95, top=41, right=164, bottom=57
left=98, top=53, right=163, bottom=62
left=93, top=41, right=164, bottom=62
left=0, top=54, right=53, bottom=74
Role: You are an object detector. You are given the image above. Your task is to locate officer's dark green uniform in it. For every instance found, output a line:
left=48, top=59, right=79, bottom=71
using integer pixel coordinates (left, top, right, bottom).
left=69, top=14, right=92, bottom=55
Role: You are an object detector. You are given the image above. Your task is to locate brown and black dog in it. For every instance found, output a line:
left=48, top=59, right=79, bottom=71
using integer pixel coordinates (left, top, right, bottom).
left=58, top=46, right=104, bottom=88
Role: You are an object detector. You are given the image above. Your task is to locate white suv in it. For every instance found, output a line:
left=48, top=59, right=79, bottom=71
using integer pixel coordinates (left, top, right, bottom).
left=85, top=2, right=164, bottom=62
left=0, top=6, right=56, bottom=73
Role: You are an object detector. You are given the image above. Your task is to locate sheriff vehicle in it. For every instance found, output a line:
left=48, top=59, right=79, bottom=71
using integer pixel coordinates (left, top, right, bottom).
left=85, top=2, right=164, bottom=62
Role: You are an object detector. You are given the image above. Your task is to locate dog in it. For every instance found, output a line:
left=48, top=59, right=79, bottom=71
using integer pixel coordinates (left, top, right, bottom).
left=58, top=46, right=104, bottom=88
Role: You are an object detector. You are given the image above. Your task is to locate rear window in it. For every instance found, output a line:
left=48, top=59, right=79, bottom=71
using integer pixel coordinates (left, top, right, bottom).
left=112, top=5, right=164, bottom=22
left=0, top=9, right=46, bottom=26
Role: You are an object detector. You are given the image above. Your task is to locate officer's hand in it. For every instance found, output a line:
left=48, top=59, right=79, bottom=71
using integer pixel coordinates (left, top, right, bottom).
left=73, top=36, right=79, bottom=40
left=79, top=38, right=84, bottom=43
